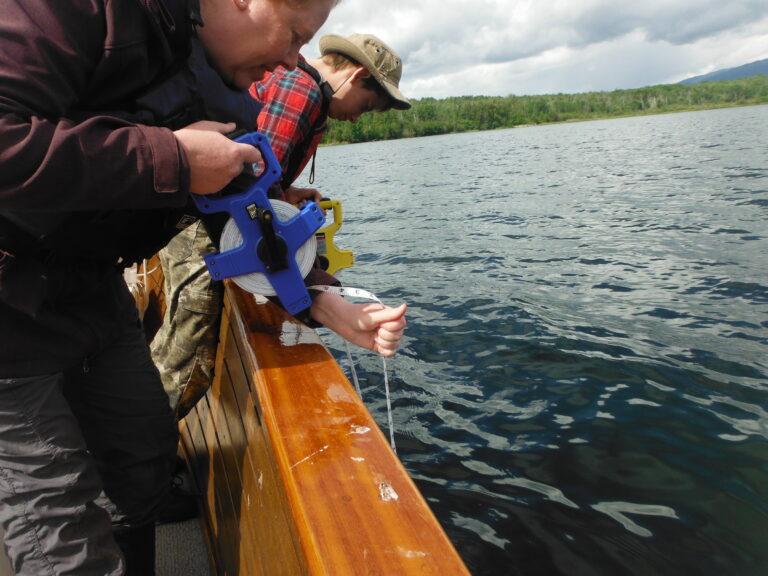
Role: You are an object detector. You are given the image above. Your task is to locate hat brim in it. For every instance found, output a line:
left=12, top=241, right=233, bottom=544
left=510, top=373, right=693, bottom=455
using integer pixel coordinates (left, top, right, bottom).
left=320, top=35, right=411, bottom=110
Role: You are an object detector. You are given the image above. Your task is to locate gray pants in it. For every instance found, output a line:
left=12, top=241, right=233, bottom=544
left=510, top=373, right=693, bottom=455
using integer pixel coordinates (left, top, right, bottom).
left=0, top=317, right=178, bottom=575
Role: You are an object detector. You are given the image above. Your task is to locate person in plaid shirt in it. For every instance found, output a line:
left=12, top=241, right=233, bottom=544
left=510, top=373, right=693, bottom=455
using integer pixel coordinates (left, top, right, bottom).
left=151, top=34, right=411, bottom=427
left=252, top=33, right=411, bottom=208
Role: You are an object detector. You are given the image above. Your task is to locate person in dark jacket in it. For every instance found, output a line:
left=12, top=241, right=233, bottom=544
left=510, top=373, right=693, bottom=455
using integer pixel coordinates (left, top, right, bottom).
left=0, top=0, right=337, bottom=574
left=153, top=33, right=411, bottom=419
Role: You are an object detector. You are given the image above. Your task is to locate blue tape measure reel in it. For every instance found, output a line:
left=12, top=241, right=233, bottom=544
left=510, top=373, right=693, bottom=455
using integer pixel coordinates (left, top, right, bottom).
left=191, top=132, right=325, bottom=315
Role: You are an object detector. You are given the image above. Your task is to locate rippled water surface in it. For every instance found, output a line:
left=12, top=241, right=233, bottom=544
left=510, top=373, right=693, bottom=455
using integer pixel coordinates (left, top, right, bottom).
left=301, top=105, right=768, bottom=576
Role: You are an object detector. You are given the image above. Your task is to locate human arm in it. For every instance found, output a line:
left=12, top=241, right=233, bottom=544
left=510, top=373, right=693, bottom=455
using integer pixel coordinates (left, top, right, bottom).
left=0, top=1, right=181, bottom=211
left=252, top=65, right=403, bottom=353
left=0, top=1, right=258, bottom=211
left=309, top=292, right=407, bottom=358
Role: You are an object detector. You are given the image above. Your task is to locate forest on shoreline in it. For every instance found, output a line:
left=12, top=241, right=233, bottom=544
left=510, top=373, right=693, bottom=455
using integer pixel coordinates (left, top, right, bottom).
left=323, top=75, right=768, bottom=145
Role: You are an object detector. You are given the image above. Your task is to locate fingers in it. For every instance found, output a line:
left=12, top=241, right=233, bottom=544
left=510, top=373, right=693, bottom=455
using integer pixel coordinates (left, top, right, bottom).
left=284, top=186, right=323, bottom=207
left=374, top=342, right=398, bottom=358
left=373, top=335, right=401, bottom=357
left=175, top=123, right=267, bottom=195
left=373, top=322, right=405, bottom=357
left=374, top=322, right=405, bottom=346
left=367, top=303, right=407, bottom=329
left=214, top=121, right=236, bottom=134
left=181, top=120, right=236, bottom=134
left=369, top=303, right=407, bottom=357
left=237, top=141, right=263, bottom=166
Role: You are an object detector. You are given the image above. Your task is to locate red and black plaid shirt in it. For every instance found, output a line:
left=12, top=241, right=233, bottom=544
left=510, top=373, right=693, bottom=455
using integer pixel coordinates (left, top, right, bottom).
left=250, top=56, right=326, bottom=195
left=249, top=57, right=339, bottom=295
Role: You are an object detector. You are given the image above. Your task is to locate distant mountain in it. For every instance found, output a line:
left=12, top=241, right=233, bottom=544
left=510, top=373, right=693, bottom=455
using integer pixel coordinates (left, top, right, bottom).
left=679, top=58, right=768, bottom=85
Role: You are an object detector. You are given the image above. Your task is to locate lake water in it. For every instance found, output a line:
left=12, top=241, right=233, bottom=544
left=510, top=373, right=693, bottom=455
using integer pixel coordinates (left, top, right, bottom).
left=300, top=105, right=768, bottom=576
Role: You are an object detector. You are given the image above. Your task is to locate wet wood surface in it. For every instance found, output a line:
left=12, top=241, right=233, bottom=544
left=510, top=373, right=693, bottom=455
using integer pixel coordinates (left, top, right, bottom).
left=179, top=280, right=471, bottom=575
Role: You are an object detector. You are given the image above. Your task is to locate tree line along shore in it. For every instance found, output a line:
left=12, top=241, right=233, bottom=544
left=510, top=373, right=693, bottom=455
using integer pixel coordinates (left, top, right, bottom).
left=323, top=75, right=768, bottom=145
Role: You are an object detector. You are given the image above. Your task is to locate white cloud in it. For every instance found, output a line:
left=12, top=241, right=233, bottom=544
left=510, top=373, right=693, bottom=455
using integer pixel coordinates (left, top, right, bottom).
left=307, top=0, right=768, bottom=99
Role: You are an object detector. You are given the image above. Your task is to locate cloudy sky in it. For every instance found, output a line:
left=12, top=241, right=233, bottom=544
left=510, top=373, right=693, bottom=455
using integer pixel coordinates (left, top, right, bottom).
left=305, top=0, right=768, bottom=100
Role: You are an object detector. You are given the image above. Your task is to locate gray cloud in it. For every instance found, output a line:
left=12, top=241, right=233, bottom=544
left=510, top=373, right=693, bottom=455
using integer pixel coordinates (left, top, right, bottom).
left=309, top=0, right=768, bottom=98
left=571, top=1, right=767, bottom=45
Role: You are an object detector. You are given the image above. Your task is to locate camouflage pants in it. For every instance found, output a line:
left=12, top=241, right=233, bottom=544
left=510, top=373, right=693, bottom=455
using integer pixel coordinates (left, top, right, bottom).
left=150, top=221, right=223, bottom=420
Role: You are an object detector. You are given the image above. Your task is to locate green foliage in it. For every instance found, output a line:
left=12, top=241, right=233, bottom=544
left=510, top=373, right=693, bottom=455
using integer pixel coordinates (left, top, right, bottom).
left=323, top=75, right=768, bottom=145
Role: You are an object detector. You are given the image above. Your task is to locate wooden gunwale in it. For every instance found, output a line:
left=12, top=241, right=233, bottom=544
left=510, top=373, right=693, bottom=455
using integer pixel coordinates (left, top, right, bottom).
left=142, top=257, right=470, bottom=575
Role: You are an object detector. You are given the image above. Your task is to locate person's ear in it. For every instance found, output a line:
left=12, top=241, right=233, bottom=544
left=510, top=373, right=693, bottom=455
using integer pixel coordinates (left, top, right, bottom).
left=350, top=66, right=371, bottom=83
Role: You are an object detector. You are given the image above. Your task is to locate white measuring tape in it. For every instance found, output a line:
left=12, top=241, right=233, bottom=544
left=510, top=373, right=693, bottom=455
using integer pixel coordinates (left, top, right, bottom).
left=218, top=215, right=399, bottom=453
left=219, top=200, right=317, bottom=296
left=308, top=284, right=398, bottom=453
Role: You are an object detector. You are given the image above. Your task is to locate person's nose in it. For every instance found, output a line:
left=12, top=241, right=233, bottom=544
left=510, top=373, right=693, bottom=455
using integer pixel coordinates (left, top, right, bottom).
left=279, top=51, right=299, bottom=71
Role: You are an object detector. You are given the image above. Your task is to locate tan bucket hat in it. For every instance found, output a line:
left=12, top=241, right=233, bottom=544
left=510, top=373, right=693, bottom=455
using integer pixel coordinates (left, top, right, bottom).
left=319, top=33, right=411, bottom=110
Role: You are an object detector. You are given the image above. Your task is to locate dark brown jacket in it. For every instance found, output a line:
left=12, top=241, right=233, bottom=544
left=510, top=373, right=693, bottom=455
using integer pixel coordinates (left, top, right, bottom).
left=0, top=0, right=193, bottom=376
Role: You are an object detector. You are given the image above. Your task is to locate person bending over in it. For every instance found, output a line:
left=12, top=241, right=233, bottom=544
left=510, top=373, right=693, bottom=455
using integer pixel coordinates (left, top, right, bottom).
left=153, top=33, right=411, bottom=419
left=0, top=0, right=338, bottom=574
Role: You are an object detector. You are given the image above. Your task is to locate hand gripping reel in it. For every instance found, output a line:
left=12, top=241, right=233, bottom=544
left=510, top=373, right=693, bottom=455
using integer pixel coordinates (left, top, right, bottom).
left=191, top=132, right=324, bottom=315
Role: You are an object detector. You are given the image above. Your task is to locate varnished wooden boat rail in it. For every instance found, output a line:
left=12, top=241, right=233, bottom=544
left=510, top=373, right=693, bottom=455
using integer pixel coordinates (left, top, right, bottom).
left=178, top=280, right=471, bottom=575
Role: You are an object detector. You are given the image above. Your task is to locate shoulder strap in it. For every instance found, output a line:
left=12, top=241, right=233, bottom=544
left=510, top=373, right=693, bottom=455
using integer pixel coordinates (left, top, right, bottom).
left=282, top=61, right=333, bottom=186
left=296, top=60, right=333, bottom=128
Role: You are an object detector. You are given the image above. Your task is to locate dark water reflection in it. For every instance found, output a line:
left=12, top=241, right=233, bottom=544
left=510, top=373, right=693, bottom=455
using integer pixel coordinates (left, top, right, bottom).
left=303, top=105, right=768, bottom=575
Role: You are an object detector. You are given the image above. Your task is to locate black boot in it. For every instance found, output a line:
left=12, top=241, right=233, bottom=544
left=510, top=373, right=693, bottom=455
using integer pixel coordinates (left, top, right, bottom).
left=113, top=524, right=156, bottom=576
left=155, top=456, right=198, bottom=524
